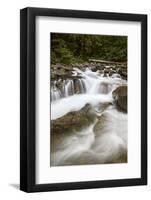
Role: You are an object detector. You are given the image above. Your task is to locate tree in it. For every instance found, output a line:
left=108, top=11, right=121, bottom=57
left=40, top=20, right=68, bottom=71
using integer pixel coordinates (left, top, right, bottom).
left=51, top=33, right=127, bottom=64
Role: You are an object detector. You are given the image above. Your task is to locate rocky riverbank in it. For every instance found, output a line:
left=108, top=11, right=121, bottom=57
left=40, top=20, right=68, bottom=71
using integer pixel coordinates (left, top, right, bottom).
left=51, top=62, right=127, bottom=81
left=51, top=62, right=127, bottom=101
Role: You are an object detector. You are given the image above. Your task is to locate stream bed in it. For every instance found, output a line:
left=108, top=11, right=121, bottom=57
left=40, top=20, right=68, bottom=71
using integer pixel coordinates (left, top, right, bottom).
left=50, top=68, right=127, bottom=166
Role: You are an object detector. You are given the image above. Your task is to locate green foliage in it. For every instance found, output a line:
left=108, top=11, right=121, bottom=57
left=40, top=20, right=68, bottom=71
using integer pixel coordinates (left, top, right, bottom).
left=51, top=33, right=127, bottom=64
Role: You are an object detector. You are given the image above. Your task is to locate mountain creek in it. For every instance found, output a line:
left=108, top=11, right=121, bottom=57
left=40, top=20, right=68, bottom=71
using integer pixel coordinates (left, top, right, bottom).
left=50, top=64, right=127, bottom=166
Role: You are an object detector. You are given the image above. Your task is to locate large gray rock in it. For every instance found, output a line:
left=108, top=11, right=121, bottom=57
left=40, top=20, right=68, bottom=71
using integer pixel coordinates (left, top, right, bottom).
left=51, top=104, right=96, bottom=135
left=51, top=102, right=111, bottom=135
left=112, top=86, right=127, bottom=112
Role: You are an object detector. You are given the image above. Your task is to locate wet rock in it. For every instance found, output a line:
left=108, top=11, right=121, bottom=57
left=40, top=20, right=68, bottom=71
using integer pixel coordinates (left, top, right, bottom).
left=51, top=104, right=96, bottom=134
left=89, top=65, right=97, bottom=71
left=105, top=65, right=111, bottom=69
left=51, top=101, right=112, bottom=135
left=108, top=70, right=113, bottom=76
left=117, top=68, right=122, bottom=74
left=97, top=69, right=104, bottom=75
left=120, top=64, right=127, bottom=69
left=108, top=69, right=117, bottom=76
left=111, top=73, right=121, bottom=79
left=103, top=72, right=107, bottom=77
left=111, top=65, right=116, bottom=70
left=112, top=86, right=127, bottom=112
left=95, top=64, right=105, bottom=70
left=51, top=63, right=127, bottom=82
left=121, top=71, right=127, bottom=79
left=104, top=68, right=110, bottom=74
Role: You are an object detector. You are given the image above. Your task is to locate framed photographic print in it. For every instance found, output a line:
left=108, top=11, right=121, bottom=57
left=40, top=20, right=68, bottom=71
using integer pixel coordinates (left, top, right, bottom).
left=20, top=7, right=147, bottom=192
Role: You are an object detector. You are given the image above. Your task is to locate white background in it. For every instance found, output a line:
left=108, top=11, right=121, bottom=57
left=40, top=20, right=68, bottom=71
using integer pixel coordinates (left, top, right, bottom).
left=0, top=0, right=150, bottom=199
left=36, top=17, right=141, bottom=184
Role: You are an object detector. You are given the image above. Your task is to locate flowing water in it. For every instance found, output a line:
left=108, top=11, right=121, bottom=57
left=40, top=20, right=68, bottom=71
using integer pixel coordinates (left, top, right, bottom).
left=50, top=68, right=127, bottom=166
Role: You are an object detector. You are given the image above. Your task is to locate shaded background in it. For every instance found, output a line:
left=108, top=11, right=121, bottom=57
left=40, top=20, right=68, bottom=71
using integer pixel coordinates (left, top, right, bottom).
left=51, top=33, right=127, bottom=64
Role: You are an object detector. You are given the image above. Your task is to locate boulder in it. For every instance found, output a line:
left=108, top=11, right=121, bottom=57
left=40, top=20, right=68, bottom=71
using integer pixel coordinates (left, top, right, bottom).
left=51, top=104, right=96, bottom=134
left=51, top=102, right=112, bottom=135
left=104, top=68, right=109, bottom=73
left=105, top=65, right=111, bottom=69
left=121, top=71, right=127, bottom=79
left=108, top=69, right=117, bottom=76
left=112, top=86, right=127, bottom=112
left=111, top=73, right=121, bottom=79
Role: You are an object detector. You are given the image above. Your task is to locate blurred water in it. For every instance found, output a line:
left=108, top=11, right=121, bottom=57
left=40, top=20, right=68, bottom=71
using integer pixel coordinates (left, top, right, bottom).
left=50, top=68, right=127, bottom=166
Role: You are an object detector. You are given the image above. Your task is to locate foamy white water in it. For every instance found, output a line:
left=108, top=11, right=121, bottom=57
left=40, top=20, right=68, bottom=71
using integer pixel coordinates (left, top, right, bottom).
left=51, top=68, right=127, bottom=166
left=51, top=68, right=126, bottom=102
left=51, top=94, right=113, bottom=120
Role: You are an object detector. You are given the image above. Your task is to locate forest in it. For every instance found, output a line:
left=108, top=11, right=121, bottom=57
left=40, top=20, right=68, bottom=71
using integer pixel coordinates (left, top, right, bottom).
left=51, top=33, right=127, bottom=64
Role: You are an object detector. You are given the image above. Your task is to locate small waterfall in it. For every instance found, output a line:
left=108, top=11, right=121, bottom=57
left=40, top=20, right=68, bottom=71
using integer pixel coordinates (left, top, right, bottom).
left=77, top=79, right=86, bottom=93
left=63, top=79, right=74, bottom=97
left=51, top=81, right=62, bottom=101
left=51, top=79, right=75, bottom=101
left=51, top=68, right=126, bottom=102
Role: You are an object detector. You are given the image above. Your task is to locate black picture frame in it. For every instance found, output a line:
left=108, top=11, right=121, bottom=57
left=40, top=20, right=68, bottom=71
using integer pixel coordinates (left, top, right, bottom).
left=20, top=7, right=147, bottom=193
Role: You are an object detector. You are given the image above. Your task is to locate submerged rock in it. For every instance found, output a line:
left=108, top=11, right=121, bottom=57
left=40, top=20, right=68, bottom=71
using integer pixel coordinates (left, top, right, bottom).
left=112, top=85, right=127, bottom=112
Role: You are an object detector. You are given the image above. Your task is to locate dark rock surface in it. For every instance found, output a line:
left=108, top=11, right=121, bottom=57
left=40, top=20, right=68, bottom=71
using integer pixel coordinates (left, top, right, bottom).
left=51, top=62, right=127, bottom=81
left=112, top=85, right=127, bottom=112
left=51, top=102, right=112, bottom=135
left=51, top=104, right=95, bottom=134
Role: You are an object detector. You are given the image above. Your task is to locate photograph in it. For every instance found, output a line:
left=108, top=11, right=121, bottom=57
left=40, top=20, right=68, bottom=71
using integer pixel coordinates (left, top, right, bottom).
left=20, top=7, right=147, bottom=192
left=50, top=33, right=128, bottom=166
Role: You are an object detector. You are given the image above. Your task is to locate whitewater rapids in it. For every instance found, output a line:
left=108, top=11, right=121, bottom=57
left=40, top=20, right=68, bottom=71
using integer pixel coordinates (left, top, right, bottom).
left=50, top=68, right=127, bottom=166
